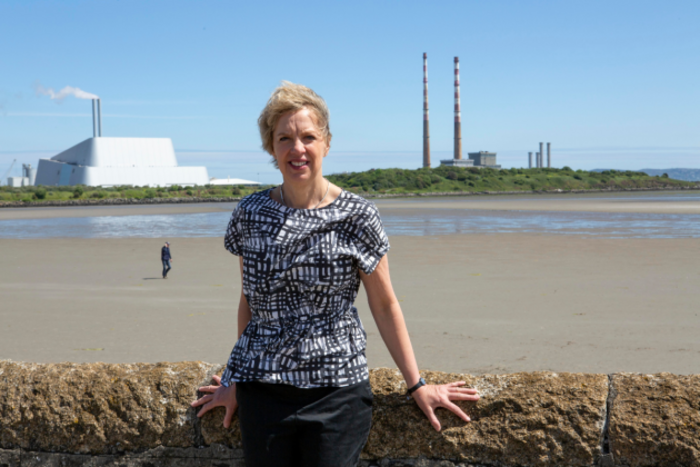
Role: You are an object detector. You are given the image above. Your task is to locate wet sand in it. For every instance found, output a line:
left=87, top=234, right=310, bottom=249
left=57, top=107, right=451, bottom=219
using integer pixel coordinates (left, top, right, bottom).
left=0, top=202, right=234, bottom=220
left=374, top=191, right=700, bottom=214
left=1, top=234, right=698, bottom=375
left=2, top=190, right=700, bottom=221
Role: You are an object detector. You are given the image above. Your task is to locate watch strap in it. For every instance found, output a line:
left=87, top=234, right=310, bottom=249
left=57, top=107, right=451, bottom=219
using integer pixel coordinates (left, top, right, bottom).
left=407, top=377, right=427, bottom=395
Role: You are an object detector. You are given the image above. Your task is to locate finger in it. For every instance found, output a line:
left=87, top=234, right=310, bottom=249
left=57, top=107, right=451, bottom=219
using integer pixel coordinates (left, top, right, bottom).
left=443, top=400, right=471, bottom=422
left=448, top=388, right=480, bottom=397
left=212, top=375, right=222, bottom=384
left=223, top=406, right=234, bottom=428
left=447, top=392, right=481, bottom=402
left=197, top=385, right=219, bottom=394
left=196, top=402, right=213, bottom=418
left=190, top=394, right=213, bottom=407
left=450, top=387, right=479, bottom=394
left=446, top=381, right=466, bottom=387
left=423, top=406, right=441, bottom=432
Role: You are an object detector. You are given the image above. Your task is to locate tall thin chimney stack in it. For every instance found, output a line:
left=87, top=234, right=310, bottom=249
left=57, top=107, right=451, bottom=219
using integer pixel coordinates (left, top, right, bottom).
left=422, top=53, right=430, bottom=168
left=528, top=152, right=533, bottom=169
left=92, top=99, right=98, bottom=138
left=539, top=142, right=544, bottom=168
left=97, top=99, right=102, bottom=137
left=547, top=142, right=551, bottom=168
left=454, top=56, right=462, bottom=160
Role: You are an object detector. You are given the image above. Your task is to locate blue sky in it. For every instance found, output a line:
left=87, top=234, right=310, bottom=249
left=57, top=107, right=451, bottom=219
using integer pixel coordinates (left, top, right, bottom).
left=1, top=0, right=698, bottom=183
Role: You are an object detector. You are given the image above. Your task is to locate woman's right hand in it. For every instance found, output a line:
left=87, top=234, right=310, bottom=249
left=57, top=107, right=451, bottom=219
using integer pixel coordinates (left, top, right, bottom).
left=190, top=375, right=238, bottom=428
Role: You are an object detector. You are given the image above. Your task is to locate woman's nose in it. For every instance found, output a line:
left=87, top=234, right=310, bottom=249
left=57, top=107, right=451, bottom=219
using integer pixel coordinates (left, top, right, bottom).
left=290, top=138, right=305, bottom=154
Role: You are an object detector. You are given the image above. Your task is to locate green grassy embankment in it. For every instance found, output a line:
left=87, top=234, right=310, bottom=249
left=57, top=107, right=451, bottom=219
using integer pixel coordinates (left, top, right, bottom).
left=0, top=184, right=266, bottom=203
left=1, top=167, right=696, bottom=204
left=327, top=166, right=697, bottom=195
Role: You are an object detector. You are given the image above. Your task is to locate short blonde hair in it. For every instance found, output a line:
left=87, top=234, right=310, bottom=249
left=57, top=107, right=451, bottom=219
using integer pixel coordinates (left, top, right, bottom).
left=258, top=81, right=332, bottom=163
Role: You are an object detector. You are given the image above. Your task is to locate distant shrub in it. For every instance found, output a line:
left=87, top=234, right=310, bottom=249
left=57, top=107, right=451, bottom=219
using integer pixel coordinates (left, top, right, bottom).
left=573, top=174, right=583, bottom=180
left=186, top=189, right=194, bottom=196
left=168, top=185, right=182, bottom=192
left=662, top=173, right=669, bottom=178
left=90, top=191, right=106, bottom=199
left=144, top=189, right=157, bottom=199
left=446, top=171, right=458, bottom=180
left=231, top=187, right=242, bottom=195
left=72, top=186, right=84, bottom=198
left=35, top=188, right=47, bottom=200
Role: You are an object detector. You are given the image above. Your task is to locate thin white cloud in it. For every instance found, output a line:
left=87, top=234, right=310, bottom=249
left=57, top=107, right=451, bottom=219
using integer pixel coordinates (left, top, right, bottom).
left=4, top=112, right=207, bottom=120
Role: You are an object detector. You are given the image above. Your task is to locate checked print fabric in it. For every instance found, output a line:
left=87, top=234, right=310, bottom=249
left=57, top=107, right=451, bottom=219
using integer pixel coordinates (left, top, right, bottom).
left=221, top=188, right=390, bottom=388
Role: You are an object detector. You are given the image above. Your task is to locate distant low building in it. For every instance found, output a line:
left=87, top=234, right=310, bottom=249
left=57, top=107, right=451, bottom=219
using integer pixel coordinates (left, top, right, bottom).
left=209, top=177, right=261, bottom=186
left=439, top=159, right=474, bottom=168
left=35, top=137, right=209, bottom=187
left=7, top=177, right=29, bottom=188
left=468, top=151, right=501, bottom=169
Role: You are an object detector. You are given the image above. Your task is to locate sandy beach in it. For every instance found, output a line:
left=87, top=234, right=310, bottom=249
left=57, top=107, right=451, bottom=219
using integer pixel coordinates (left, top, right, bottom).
left=1, top=232, right=698, bottom=375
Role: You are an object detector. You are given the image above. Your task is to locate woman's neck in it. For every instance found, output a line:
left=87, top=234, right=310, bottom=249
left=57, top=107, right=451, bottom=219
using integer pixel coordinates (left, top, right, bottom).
left=276, top=176, right=342, bottom=210
left=280, top=177, right=329, bottom=209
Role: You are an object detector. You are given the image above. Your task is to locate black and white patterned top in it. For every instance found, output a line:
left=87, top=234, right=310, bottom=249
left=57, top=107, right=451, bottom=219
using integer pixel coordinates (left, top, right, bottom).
left=220, top=188, right=390, bottom=388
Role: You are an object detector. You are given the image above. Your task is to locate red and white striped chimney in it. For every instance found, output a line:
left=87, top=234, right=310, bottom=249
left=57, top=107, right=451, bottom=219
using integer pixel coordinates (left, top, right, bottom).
left=423, top=53, right=431, bottom=168
left=454, top=56, right=462, bottom=160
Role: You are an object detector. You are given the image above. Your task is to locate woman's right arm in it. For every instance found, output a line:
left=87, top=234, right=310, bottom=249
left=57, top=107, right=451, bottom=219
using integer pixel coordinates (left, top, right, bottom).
left=191, top=257, right=248, bottom=428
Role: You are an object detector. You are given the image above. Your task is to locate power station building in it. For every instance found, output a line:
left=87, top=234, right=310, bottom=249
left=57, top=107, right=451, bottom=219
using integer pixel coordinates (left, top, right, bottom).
left=467, top=151, right=500, bottom=168
left=34, top=99, right=209, bottom=187
left=35, top=137, right=209, bottom=187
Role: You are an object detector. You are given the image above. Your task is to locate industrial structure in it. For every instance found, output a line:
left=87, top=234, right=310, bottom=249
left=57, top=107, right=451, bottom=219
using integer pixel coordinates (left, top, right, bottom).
left=439, top=56, right=500, bottom=169
left=422, top=53, right=430, bottom=168
left=35, top=99, right=209, bottom=187
left=208, top=177, right=261, bottom=186
left=453, top=56, right=462, bottom=162
left=529, top=143, right=552, bottom=168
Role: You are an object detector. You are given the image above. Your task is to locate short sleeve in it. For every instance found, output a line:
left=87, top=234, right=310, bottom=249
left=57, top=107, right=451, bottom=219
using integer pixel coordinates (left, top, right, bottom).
left=355, top=204, right=390, bottom=275
left=224, top=205, right=244, bottom=256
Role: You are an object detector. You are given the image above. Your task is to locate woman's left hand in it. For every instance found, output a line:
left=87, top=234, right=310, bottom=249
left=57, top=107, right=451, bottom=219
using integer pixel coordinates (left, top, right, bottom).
left=411, top=381, right=480, bottom=432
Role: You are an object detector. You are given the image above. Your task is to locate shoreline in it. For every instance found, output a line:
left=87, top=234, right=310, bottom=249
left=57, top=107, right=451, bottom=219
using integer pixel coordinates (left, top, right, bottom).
left=1, top=185, right=698, bottom=210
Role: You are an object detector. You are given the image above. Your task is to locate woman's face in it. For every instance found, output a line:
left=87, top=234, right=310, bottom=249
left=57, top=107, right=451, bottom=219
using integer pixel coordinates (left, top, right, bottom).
left=272, top=108, right=329, bottom=184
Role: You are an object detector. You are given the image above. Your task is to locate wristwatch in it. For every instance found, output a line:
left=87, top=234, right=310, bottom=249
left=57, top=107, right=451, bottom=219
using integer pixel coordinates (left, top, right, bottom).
left=407, top=377, right=427, bottom=395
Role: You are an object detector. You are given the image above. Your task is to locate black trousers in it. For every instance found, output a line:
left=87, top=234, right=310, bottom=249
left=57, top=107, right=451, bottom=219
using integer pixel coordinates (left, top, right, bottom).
left=236, top=380, right=373, bottom=467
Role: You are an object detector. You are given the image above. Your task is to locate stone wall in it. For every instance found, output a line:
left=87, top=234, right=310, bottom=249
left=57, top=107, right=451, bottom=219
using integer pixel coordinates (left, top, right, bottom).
left=0, top=360, right=698, bottom=466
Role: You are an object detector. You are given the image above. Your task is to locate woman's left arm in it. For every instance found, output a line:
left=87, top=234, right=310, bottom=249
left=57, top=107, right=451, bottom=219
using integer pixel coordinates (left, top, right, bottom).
left=361, top=255, right=480, bottom=432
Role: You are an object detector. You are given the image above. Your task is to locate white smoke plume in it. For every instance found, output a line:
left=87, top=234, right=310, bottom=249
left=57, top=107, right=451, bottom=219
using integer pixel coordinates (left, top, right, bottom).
left=34, top=81, right=99, bottom=101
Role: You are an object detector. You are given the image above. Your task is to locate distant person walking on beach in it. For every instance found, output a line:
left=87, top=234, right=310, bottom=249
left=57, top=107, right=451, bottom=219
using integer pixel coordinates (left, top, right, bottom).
left=161, top=242, right=172, bottom=279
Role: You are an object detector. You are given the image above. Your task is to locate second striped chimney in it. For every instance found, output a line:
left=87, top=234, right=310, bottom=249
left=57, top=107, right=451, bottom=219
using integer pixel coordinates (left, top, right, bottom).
left=454, top=56, right=462, bottom=160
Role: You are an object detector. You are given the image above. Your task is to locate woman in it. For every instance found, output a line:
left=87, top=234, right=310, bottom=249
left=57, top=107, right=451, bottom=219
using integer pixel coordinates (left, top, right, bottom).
left=191, top=82, right=479, bottom=467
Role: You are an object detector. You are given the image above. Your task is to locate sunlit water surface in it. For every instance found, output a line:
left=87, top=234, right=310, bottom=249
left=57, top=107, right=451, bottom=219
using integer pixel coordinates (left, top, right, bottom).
left=2, top=206, right=700, bottom=239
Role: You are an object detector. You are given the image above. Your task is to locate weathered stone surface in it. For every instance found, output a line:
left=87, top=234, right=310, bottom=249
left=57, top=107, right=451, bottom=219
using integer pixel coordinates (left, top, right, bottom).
left=365, top=368, right=608, bottom=467
left=0, top=361, right=25, bottom=450
left=609, top=373, right=700, bottom=467
left=15, top=361, right=218, bottom=454
left=0, top=448, right=21, bottom=467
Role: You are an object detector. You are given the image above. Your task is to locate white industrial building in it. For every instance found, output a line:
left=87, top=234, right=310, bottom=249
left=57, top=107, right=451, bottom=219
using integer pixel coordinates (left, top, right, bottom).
left=35, top=137, right=209, bottom=187
left=34, top=98, right=210, bottom=187
left=209, top=176, right=261, bottom=186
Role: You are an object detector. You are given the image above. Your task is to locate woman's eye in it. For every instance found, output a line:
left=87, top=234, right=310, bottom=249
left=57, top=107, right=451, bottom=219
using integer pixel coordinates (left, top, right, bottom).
left=279, top=136, right=289, bottom=142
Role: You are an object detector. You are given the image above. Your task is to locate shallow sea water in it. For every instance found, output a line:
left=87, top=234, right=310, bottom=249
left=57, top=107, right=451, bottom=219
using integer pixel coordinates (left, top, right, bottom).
left=1, top=207, right=699, bottom=239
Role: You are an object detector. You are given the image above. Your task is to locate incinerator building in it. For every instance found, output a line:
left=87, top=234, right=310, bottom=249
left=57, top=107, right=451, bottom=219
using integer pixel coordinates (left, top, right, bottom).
left=34, top=99, right=209, bottom=187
